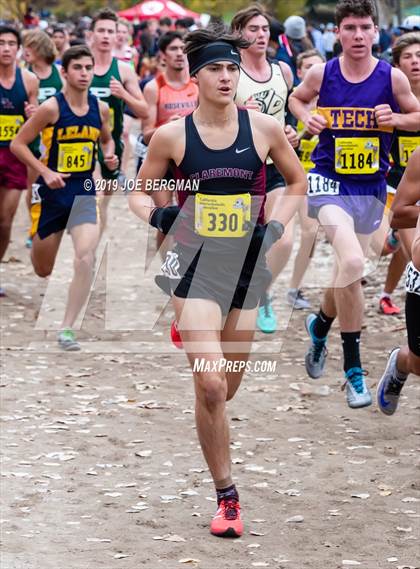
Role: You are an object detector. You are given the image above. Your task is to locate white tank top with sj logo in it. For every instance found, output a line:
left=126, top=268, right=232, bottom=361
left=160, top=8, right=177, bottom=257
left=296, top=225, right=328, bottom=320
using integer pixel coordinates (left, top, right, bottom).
left=235, top=61, right=288, bottom=165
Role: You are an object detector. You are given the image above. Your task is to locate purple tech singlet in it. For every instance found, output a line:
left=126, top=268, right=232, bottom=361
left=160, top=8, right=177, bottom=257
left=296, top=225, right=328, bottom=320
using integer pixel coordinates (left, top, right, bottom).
left=307, top=58, right=400, bottom=233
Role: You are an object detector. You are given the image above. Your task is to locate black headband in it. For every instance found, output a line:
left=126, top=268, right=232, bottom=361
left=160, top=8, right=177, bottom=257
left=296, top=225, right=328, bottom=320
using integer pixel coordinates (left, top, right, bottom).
left=188, top=41, right=241, bottom=76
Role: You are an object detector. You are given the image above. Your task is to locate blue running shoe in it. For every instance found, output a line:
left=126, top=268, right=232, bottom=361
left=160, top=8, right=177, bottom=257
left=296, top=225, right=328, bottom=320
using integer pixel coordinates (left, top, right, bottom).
left=25, top=236, right=32, bottom=249
left=344, top=367, right=372, bottom=409
left=377, top=348, right=407, bottom=416
left=256, top=295, right=277, bottom=334
left=305, top=313, right=327, bottom=378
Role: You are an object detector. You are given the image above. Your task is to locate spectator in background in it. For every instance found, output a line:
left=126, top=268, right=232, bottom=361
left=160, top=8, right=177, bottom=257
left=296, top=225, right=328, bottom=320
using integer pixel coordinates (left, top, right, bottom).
left=379, top=25, right=392, bottom=53
left=307, top=22, right=324, bottom=56
left=159, top=17, right=173, bottom=35
left=68, top=28, right=86, bottom=46
left=149, top=18, right=159, bottom=38
left=175, top=18, right=195, bottom=35
left=322, top=22, right=336, bottom=60
left=23, top=6, right=39, bottom=29
left=276, top=15, right=313, bottom=85
left=381, top=27, right=403, bottom=63
left=115, top=19, right=138, bottom=70
left=400, top=15, right=420, bottom=33
left=136, top=21, right=158, bottom=57
left=52, top=26, right=70, bottom=64
left=268, top=19, right=284, bottom=59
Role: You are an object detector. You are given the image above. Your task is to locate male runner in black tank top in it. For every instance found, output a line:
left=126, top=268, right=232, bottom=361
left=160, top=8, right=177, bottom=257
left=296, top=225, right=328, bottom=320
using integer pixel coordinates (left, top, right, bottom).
left=11, top=46, right=118, bottom=351
left=377, top=147, right=420, bottom=415
left=0, top=26, right=38, bottom=292
left=129, top=28, right=307, bottom=539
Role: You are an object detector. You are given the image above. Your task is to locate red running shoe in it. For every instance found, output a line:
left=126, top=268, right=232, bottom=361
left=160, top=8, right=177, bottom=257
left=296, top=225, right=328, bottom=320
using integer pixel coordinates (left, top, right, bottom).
left=379, top=297, right=401, bottom=315
left=210, top=499, right=243, bottom=538
left=170, top=320, right=183, bottom=349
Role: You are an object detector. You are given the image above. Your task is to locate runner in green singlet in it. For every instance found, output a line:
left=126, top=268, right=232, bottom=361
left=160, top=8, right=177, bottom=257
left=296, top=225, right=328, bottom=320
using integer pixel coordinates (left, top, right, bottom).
left=89, top=8, right=148, bottom=233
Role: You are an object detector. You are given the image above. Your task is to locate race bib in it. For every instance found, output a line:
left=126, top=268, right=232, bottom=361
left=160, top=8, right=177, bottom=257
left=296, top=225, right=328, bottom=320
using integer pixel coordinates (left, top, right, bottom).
left=307, top=173, right=340, bottom=196
left=335, top=137, right=379, bottom=174
left=0, top=114, right=24, bottom=141
left=57, top=142, right=94, bottom=172
left=398, top=136, right=420, bottom=167
left=134, top=135, right=148, bottom=159
left=194, top=193, right=251, bottom=238
left=300, top=138, right=317, bottom=172
left=31, top=183, right=41, bottom=204
left=406, top=261, right=420, bottom=296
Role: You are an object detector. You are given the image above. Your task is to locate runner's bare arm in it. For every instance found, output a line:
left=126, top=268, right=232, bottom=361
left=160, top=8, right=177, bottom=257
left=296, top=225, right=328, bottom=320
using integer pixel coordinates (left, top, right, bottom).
left=412, top=215, right=420, bottom=269
left=375, top=68, right=420, bottom=130
left=253, top=113, right=307, bottom=226
left=115, top=61, right=148, bottom=119
left=99, top=101, right=118, bottom=171
left=22, top=69, right=39, bottom=118
left=10, top=98, right=70, bottom=188
left=128, top=124, right=176, bottom=222
left=10, top=98, right=59, bottom=173
left=288, top=64, right=326, bottom=134
left=390, top=147, right=420, bottom=230
left=142, top=79, right=159, bottom=144
left=279, top=61, right=294, bottom=91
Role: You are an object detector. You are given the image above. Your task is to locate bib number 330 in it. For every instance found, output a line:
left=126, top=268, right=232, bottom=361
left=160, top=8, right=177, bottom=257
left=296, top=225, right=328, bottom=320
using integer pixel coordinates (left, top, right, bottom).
left=194, top=193, right=251, bottom=238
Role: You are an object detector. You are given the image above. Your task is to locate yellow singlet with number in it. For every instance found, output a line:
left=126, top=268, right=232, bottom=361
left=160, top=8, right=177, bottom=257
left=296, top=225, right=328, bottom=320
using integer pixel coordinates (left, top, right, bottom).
left=194, top=193, right=251, bottom=238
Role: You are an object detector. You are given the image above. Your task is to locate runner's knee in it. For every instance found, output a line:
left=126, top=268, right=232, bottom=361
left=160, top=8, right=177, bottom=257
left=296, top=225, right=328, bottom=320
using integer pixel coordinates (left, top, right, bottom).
left=74, top=251, right=95, bottom=272
left=339, top=254, right=365, bottom=280
left=195, top=373, right=227, bottom=407
left=32, top=259, right=53, bottom=278
left=0, top=212, right=13, bottom=228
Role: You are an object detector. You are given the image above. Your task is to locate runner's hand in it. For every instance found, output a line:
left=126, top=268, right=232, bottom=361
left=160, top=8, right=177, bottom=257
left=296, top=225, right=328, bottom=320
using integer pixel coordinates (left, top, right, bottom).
left=246, top=220, right=285, bottom=257
left=244, top=97, right=261, bottom=112
left=104, top=154, right=119, bottom=172
left=110, top=77, right=126, bottom=99
left=24, top=101, right=37, bottom=119
left=43, top=169, right=70, bottom=189
left=305, top=113, right=327, bottom=135
left=284, top=125, right=299, bottom=149
left=149, top=206, right=181, bottom=234
left=375, top=104, right=394, bottom=128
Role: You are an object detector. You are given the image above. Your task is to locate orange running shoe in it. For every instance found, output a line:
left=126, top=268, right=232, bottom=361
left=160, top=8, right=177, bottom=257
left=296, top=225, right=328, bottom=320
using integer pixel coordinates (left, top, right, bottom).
left=210, top=499, right=243, bottom=538
left=170, top=320, right=183, bottom=349
left=379, top=297, right=401, bottom=315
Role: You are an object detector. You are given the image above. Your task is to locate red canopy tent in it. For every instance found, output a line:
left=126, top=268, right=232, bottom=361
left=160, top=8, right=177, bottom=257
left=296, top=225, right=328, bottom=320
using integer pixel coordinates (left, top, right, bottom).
left=118, top=0, right=199, bottom=21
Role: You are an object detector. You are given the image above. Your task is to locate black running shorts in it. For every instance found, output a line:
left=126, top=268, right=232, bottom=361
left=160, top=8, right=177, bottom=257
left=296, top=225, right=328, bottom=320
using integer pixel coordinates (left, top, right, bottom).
left=157, top=243, right=272, bottom=316
left=406, top=292, right=420, bottom=357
